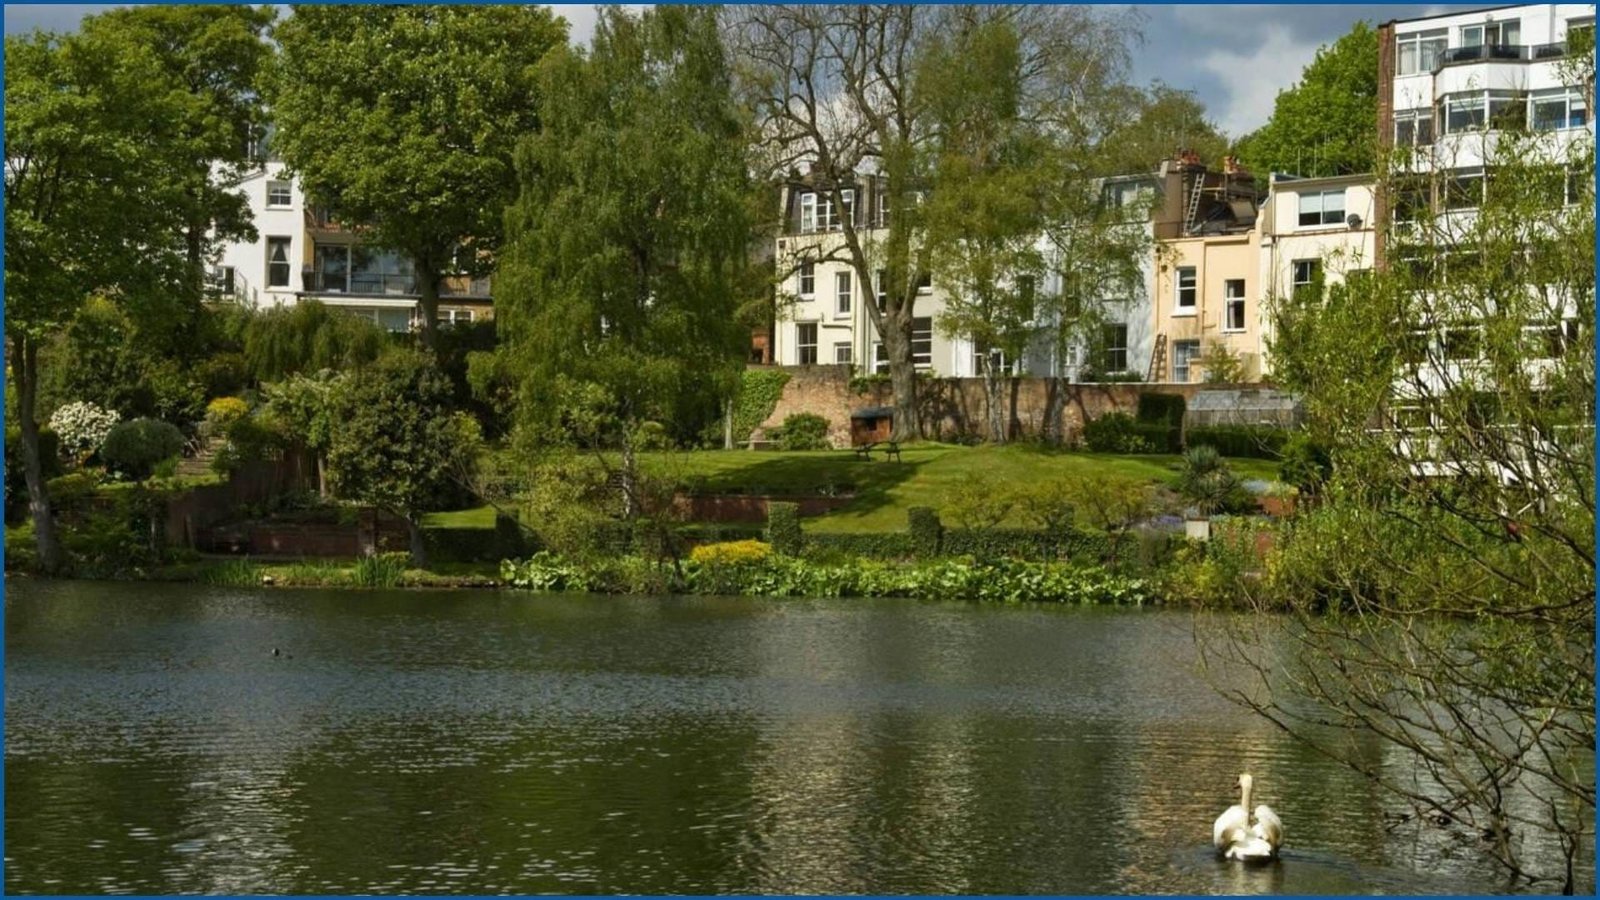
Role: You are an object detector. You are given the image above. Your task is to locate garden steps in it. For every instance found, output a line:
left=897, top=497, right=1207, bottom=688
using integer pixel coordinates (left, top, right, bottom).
left=176, top=436, right=222, bottom=478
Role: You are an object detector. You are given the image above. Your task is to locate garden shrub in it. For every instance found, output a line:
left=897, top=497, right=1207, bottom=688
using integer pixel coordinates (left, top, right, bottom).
left=634, top=421, right=675, bottom=452
left=908, top=506, right=943, bottom=557
left=1185, top=425, right=1289, bottom=459
left=1083, top=413, right=1153, bottom=454
left=775, top=412, right=830, bottom=450
left=803, top=532, right=917, bottom=560
left=47, top=401, right=119, bottom=459
left=101, top=418, right=186, bottom=481
left=947, top=474, right=1016, bottom=529
left=767, top=501, right=803, bottom=555
left=942, top=527, right=1110, bottom=564
left=203, top=396, right=250, bottom=434
left=1278, top=432, right=1332, bottom=494
left=689, top=539, right=772, bottom=565
left=1016, top=478, right=1077, bottom=531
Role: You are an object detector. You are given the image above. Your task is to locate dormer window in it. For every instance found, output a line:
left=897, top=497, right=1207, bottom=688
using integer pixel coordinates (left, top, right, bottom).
left=798, top=188, right=854, bottom=233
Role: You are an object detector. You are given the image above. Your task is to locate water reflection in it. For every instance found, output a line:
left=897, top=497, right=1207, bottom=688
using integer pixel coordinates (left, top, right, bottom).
left=4, top=582, right=1577, bottom=894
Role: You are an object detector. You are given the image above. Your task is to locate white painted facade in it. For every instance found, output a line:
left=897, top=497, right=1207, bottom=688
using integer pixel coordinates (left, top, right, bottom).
left=1256, top=173, right=1379, bottom=376
left=213, top=160, right=306, bottom=308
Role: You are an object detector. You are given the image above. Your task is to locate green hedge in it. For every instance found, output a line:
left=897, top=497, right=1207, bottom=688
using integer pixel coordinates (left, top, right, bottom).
left=1084, top=413, right=1179, bottom=454
left=942, top=527, right=1111, bottom=563
left=1137, top=393, right=1186, bottom=426
left=908, top=506, right=942, bottom=556
left=804, top=532, right=918, bottom=559
left=424, top=512, right=536, bottom=563
left=1185, top=425, right=1290, bottom=459
left=767, top=501, right=803, bottom=555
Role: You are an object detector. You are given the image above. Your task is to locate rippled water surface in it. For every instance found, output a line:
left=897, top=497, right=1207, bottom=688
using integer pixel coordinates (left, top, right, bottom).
left=3, top=581, right=1548, bottom=894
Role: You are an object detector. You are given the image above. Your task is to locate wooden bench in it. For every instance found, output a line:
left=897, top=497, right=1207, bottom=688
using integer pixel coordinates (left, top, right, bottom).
left=851, top=441, right=903, bottom=462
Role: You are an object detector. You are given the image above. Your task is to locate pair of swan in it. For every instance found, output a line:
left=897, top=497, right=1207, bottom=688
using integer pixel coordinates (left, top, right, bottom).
left=1213, top=773, right=1283, bottom=861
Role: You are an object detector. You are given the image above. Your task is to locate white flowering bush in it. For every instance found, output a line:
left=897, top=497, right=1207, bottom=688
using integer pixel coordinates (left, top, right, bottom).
left=48, top=401, right=120, bottom=459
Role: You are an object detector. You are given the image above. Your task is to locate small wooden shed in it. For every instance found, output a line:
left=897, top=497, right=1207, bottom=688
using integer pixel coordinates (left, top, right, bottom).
left=849, top=406, right=895, bottom=446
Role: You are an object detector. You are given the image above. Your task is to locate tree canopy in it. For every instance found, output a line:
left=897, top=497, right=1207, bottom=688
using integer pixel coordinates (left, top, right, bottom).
left=496, top=6, right=754, bottom=498
left=1234, top=22, right=1379, bottom=178
left=267, top=4, right=567, bottom=353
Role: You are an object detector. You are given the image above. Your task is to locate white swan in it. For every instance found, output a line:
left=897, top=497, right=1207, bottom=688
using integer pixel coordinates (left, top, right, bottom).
left=1213, top=773, right=1283, bottom=861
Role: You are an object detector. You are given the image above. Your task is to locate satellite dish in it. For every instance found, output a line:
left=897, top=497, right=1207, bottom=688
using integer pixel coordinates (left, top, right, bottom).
left=1347, top=213, right=1363, bottom=229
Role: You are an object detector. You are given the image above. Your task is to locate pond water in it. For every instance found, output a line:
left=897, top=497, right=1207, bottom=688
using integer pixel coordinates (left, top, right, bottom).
left=2, top=581, right=1556, bottom=894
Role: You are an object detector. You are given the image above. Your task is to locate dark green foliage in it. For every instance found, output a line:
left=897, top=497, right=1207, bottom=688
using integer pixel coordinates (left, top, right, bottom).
left=1278, top=432, right=1333, bottom=495
left=1175, top=445, right=1251, bottom=516
left=731, top=369, right=791, bottom=444
left=1136, top=393, right=1186, bottom=426
left=424, top=514, right=538, bottom=563
left=908, top=506, right=943, bottom=557
left=353, top=552, right=408, bottom=588
left=804, top=532, right=919, bottom=560
left=101, top=418, right=185, bottom=481
left=775, top=413, right=830, bottom=451
left=1084, top=412, right=1177, bottom=453
left=242, top=301, right=389, bottom=382
left=4, top=427, right=60, bottom=524
left=766, top=501, right=803, bottom=556
left=942, top=527, right=1111, bottom=564
left=1184, top=425, right=1290, bottom=459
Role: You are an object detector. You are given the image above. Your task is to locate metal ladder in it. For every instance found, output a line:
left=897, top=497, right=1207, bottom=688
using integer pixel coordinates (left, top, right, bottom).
left=1182, top=172, right=1205, bottom=234
left=1147, top=333, right=1167, bottom=382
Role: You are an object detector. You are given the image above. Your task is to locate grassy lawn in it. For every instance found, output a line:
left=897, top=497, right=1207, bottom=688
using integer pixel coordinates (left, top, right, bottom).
left=421, top=506, right=497, bottom=529
left=639, top=443, right=1279, bottom=534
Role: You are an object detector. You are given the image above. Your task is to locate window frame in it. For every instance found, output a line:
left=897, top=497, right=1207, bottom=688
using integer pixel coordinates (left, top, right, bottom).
left=1396, top=28, right=1447, bottom=75
left=911, top=316, right=933, bottom=368
left=1297, top=189, right=1347, bottom=228
left=1174, top=266, right=1197, bottom=313
left=798, top=260, right=815, bottom=298
left=266, top=236, right=292, bottom=288
left=833, top=341, right=853, bottom=364
left=1394, top=108, right=1435, bottom=147
left=799, top=192, right=817, bottom=233
left=1530, top=86, right=1588, bottom=132
left=266, top=180, right=293, bottom=209
left=1223, top=279, right=1246, bottom=332
left=1291, top=259, right=1324, bottom=301
left=796, top=322, right=819, bottom=365
left=835, top=270, right=852, bottom=317
left=1099, top=322, right=1129, bottom=373
left=1172, top=339, right=1201, bottom=383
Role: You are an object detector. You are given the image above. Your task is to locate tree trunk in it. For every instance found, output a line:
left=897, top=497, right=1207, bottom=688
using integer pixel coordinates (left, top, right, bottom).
left=884, top=326, right=921, bottom=441
left=416, top=259, right=442, bottom=356
left=983, top=364, right=1005, bottom=444
left=13, top=334, right=65, bottom=573
left=316, top=452, right=328, bottom=498
left=620, top=432, right=639, bottom=520
left=406, top=515, right=428, bottom=568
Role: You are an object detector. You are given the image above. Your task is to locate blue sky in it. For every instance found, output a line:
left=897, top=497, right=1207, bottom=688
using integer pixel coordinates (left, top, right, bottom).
left=3, top=3, right=1484, bottom=137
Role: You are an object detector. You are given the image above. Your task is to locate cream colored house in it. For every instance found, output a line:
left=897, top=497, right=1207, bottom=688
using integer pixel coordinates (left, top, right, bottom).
left=1256, top=173, right=1379, bottom=376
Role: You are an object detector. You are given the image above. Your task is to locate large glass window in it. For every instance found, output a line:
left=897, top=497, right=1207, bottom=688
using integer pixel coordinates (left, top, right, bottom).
left=1394, top=108, right=1435, bottom=146
left=1172, top=339, right=1201, bottom=383
left=1396, top=28, right=1447, bottom=75
left=266, top=236, right=292, bottom=288
left=1298, top=189, right=1346, bottom=227
left=1531, top=87, right=1588, bottom=131
left=1223, top=279, right=1246, bottom=331
left=312, top=243, right=350, bottom=292
left=349, top=248, right=415, bottom=294
left=1461, top=19, right=1519, bottom=48
left=800, top=189, right=853, bottom=232
left=1175, top=266, right=1197, bottom=310
left=796, top=323, right=818, bottom=364
left=1440, top=91, right=1524, bottom=134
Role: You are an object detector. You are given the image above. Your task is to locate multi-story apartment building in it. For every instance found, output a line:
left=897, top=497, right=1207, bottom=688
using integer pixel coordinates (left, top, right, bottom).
left=1255, top=173, right=1379, bottom=375
left=211, top=137, right=494, bottom=330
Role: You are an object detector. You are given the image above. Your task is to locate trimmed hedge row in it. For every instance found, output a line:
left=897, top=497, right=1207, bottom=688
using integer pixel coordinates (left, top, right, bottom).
left=425, top=513, right=536, bottom=563
left=1185, top=425, right=1290, bottom=460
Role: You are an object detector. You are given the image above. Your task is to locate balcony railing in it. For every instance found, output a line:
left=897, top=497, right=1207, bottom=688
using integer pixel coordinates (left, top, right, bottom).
left=1433, top=41, right=1568, bottom=71
left=302, top=269, right=418, bottom=296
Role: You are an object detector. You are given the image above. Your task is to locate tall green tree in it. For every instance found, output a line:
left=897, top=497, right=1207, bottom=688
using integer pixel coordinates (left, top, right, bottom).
left=1099, top=82, right=1231, bottom=174
left=1235, top=22, right=1379, bottom=177
left=79, top=5, right=275, bottom=352
left=267, top=4, right=566, bottom=354
left=5, top=27, right=196, bottom=571
left=497, top=6, right=753, bottom=514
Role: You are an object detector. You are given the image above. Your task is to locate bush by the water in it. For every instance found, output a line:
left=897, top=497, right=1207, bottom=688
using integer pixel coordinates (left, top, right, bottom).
left=100, top=418, right=185, bottom=481
left=502, top=551, right=1154, bottom=606
left=775, top=412, right=830, bottom=450
left=688, top=539, right=772, bottom=565
left=766, top=501, right=803, bottom=555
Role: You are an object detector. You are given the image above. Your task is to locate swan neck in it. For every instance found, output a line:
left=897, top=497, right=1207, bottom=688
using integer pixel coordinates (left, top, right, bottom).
left=1240, top=779, right=1252, bottom=813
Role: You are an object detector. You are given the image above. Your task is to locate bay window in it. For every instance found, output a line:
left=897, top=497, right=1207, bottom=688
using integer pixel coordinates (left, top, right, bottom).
left=1530, top=86, right=1588, bottom=131
left=1396, top=28, right=1447, bottom=75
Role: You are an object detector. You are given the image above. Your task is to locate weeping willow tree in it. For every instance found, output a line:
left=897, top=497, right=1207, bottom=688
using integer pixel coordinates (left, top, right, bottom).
left=1205, top=67, right=1595, bottom=893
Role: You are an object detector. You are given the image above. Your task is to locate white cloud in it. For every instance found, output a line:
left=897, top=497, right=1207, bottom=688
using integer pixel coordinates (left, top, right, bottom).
left=1195, top=24, right=1318, bottom=137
